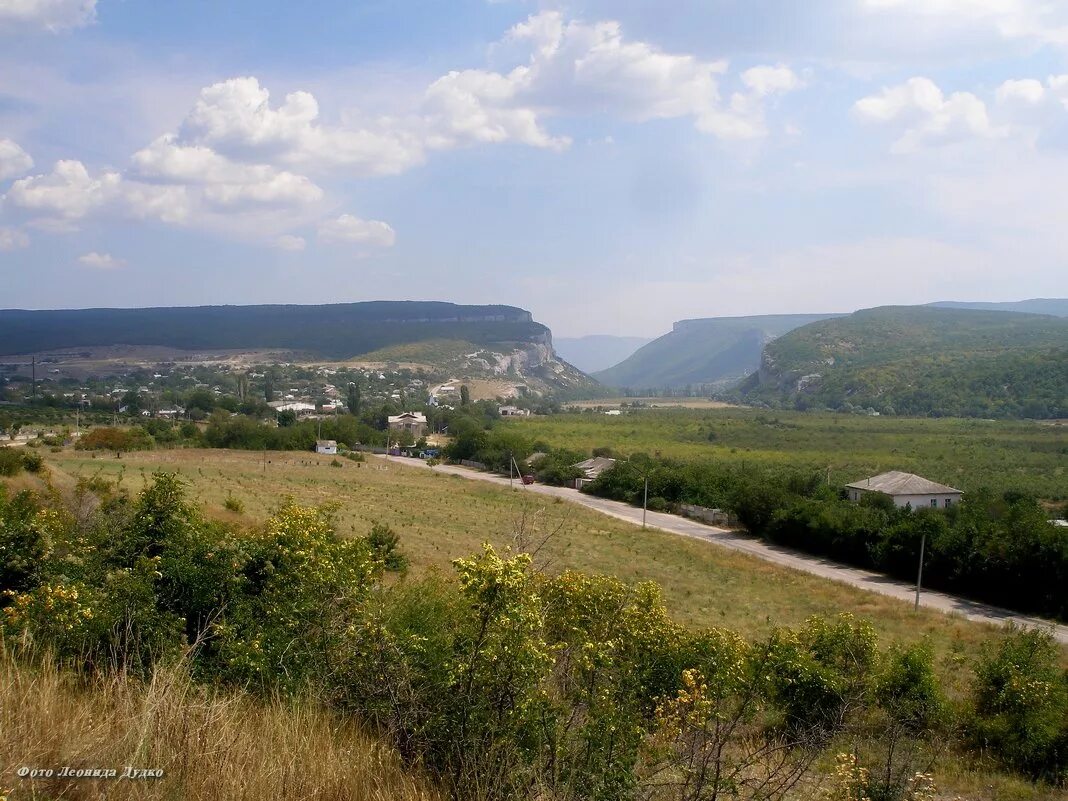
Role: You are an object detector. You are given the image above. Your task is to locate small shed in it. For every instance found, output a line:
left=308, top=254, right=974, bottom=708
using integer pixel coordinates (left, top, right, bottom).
left=315, top=440, right=338, bottom=455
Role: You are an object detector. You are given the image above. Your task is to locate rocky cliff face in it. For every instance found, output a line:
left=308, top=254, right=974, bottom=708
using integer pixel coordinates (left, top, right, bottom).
left=453, top=336, right=593, bottom=394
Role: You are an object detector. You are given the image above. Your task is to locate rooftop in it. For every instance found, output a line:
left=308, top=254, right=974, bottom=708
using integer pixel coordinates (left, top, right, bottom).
left=845, top=471, right=962, bottom=496
left=388, top=412, right=427, bottom=424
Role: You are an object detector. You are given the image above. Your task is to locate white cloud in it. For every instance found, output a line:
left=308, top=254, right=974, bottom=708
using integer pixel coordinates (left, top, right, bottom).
left=163, top=13, right=799, bottom=185
left=318, top=214, right=396, bottom=247
left=420, top=12, right=799, bottom=145
left=131, top=135, right=324, bottom=207
left=0, top=226, right=29, bottom=250
left=5, top=159, right=121, bottom=218
left=995, top=78, right=1046, bottom=105
left=3, top=158, right=193, bottom=225
left=274, top=234, right=306, bottom=251
left=77, top=251, right=124, bottom=269
left=854, top=77, right=1004, bottom=152
left=180, top=77, right=425, bottom=175
left=0, top=0, right=96, bottom=31
left=0, top=138, right=33, bottom=181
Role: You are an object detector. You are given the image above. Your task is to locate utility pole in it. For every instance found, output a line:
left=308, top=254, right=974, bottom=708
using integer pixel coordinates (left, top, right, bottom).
left=262, top=445, right=266, bottom=473
left=914, top=531, right=927, bottom=611
left=642, top=475, right=649, bottom=529
left=509, top=450, right=514, bottom=489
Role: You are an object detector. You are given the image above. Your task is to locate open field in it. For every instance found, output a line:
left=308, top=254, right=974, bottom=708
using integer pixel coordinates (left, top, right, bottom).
left=8, top=447, right=1067, bottom=800
left=506, top=408, right=1068, bottom=500
left=26, top=450, right=1066, bottom=679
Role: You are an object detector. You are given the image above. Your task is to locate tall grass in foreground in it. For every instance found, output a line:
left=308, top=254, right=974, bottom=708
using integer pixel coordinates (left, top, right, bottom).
left=0, top=649, right=442, bottom=801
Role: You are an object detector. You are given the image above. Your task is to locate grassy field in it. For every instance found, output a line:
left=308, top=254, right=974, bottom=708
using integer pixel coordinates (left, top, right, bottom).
left=28, top=450, right=1063, bottom=670
left=9, top=447, right=1067, bottom=800
left=565, top=397, right=738, bottom=409
left=506, top=408, right=1068, bottom=500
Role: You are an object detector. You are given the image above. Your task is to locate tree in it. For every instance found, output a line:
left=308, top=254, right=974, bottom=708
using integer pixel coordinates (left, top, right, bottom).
left=264, top=370, right=276, bottom=402
left=277, top=409, right=297, bottom=428
left=460, top=384, right=471, bottom=406
left=347, top=381, right=362, bottom=415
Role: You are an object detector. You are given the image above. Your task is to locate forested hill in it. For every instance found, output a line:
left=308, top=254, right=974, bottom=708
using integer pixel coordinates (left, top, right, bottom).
left=0, top=301, right=550, bottom=359
left=738, top=306, right=1068, bottom=418
left=594, top=313, right=840, bottom=390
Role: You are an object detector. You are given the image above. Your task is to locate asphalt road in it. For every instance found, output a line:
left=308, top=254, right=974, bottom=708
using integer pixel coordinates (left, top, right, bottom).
left=377, top=454, right=1068, bottom=645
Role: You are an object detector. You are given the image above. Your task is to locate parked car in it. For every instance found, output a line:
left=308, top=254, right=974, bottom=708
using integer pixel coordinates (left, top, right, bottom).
left=522, top=474, right=535, bottom=485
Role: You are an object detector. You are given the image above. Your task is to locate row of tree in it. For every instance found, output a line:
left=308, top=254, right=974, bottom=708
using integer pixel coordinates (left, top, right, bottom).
left=582, top=456, right=1068, bottom=622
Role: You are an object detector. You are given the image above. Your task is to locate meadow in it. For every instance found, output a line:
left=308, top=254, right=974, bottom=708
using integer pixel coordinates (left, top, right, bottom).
left=6, top=447, right=1067, bottom=800
left=503, top=408, right=1068, bottom=501
left=34, top=450, right=1063, bottom=675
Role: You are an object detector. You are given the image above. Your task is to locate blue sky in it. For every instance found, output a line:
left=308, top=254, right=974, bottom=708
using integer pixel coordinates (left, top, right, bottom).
left=1, top=0, right=1067, bottom=337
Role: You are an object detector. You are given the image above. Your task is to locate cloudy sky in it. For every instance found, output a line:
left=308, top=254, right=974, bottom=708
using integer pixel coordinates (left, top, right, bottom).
left=1, top=0, right=1067, bottom=336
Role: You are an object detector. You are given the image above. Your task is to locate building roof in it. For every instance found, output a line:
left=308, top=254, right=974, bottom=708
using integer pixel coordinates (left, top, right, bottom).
left=846, top=471, right=962, bottom=496
left=316, top=440, right=337, bottom=448
left=388, top=412, right=427, bottom=424
left=573, top=456, right=617, bottom=479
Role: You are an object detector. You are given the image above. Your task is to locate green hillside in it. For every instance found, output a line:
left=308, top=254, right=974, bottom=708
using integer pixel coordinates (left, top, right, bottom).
left=0, top=301, right=548, bottom=359
left=740, top=306, right=1068, bottom=418
left=594, top=313, right=839, bottom=390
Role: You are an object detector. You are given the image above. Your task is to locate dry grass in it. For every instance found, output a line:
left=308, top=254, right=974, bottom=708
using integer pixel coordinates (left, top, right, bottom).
left=0, top=648, right=442, bottom=801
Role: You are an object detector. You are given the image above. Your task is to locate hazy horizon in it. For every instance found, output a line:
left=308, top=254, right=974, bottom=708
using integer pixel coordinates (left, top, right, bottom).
left=2, top=1, right=1068, bottom=338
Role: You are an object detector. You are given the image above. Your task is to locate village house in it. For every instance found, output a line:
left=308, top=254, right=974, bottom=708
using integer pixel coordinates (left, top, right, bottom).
left=315, top=440, right=337, bottom=455
left=845, top=471, right=963, bottom=509
left=388, top=411, right=428, bottom=439
left=572, top=456, right=617, bottom=489
left=268, top=400, right=317, bottom=414
left=498, top=405, right=530, bottom=416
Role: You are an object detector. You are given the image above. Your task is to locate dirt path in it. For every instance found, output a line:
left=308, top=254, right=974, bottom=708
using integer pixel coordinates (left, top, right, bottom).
left=377, top=455, right=1068, bottom=644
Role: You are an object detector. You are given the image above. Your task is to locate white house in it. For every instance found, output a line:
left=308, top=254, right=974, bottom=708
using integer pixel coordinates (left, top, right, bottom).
left=315, top=440, right=337, bottom=455
left=269, top=401, right=317, bottom=414
left=845, top=471, right=963, bottom=510
left=498, top=405, right=530, bottom=417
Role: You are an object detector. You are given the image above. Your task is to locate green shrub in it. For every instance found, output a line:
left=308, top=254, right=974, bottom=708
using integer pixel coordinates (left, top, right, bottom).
left=969, top=627, right=1068, bottom=782
left=75, top=426, right=154, bottom=453
left=0, top=448, right=25, bottom=476
left=366, top=522, right=408, bottom=572
left=223, top=494, right=245, bottom=513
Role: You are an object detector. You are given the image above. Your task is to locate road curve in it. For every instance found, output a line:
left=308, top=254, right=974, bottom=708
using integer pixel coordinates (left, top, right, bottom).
left=376, top=455, right=1068, bottom=645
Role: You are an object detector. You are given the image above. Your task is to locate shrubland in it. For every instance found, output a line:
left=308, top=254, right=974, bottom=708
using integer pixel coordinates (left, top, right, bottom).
left=1, top=474, right=1066, bottom=800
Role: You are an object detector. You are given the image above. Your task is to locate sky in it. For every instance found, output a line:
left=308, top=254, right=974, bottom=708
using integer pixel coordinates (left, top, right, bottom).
left=1, top=0, right=1067, bottom=337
